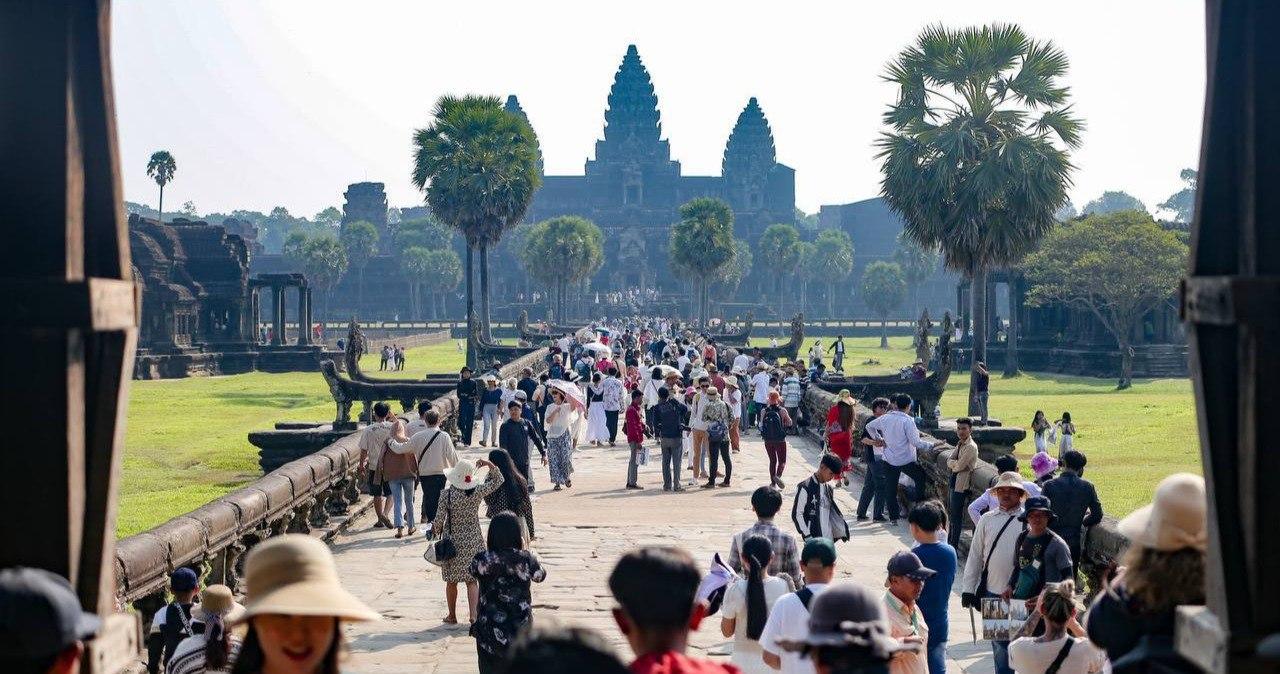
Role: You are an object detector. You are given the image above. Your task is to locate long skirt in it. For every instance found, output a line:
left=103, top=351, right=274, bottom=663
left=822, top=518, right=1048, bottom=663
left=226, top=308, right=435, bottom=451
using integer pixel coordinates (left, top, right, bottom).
left=1059, top=434, right=1074, bottom=458
left=548, top=431, right=574, bottom=485
left=585, top=402, right=609, bottom=442
left=1034, top=431, right=1048, bottom=453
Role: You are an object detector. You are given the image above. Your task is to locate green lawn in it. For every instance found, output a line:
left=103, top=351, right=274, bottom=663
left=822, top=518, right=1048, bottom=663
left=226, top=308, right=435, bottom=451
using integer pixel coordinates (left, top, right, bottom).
left=119, top=334, right=1197, bottom=536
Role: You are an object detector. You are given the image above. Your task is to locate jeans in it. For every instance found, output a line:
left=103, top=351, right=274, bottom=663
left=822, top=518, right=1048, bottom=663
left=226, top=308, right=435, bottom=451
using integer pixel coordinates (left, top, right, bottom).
left=481, top=404, right=499, bottom=444
left=856, top=448, right=883, bottom=518
left=926, top=640, right=947, bottom=674
left=458, top=401, right=476, bottom=445
left=388, top=478, right=416, bottom=528
left=834, top=353, right=844, bottom=371
left=879, top=461, right=928, bottom=520
left=627, top=442, right=643, bottom=486
left=706, top=439, right=731, bottom=484
left=974, top=391, right=990, bottom=423
left=419, top=474, right=446, bottom=524
left=948, top=489, right=969, bottom=548
left=660, top=437, right=682, bottom=489
left=605, top=410, right=620, bottom=442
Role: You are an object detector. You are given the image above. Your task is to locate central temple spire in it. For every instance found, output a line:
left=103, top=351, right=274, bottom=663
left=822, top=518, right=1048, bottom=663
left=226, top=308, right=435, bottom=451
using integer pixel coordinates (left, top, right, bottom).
left=592, top=44, right=672, bottom=166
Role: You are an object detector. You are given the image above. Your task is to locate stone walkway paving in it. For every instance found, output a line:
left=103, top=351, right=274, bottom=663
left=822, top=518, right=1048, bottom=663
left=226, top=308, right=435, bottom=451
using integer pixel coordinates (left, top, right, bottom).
left=333, top=429, right=996, bottom=673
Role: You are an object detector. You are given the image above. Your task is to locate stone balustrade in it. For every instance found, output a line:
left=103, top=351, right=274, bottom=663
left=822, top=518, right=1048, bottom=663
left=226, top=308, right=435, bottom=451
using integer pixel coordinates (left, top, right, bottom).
left=361, top=328, right=452, bottom=353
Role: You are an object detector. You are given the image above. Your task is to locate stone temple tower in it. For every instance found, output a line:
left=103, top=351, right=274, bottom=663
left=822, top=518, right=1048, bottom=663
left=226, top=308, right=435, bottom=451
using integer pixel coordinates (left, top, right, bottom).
left=504, top=95, right=544, bottom=175
left=722, top=97, right=777, bottom=212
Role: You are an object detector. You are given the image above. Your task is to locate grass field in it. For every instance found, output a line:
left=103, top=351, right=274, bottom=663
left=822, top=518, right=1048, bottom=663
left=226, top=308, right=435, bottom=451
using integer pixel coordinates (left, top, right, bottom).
left=118, top=334, right=1198, bottom=536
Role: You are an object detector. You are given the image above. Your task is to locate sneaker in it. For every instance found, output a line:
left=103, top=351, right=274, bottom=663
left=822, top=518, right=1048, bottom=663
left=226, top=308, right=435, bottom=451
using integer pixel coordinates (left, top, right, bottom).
left=873, top=517, right=888, bottom=523
left=888, top=519, right=899, bottom=526
left=673, top=485, right=685, bottom=492
left=663, top=485, right=672, bottom=491
left=626, top=484, right=643, bottom=490
left=701, top=482, right=716, bottom=489
left=856, top=515, right=870, bottom=522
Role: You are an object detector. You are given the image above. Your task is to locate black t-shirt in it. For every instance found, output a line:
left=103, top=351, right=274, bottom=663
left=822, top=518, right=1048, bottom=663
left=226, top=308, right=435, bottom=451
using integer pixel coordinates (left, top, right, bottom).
left=976, top=371, right=990, bottom=392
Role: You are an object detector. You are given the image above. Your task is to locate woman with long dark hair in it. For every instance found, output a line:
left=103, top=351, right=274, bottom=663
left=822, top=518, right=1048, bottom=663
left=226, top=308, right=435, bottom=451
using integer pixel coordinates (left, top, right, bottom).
left=1031, top=410, right=1050, bottom=454
left=825, top=391, right=857, bottom=486
left=228, top=535, right=378, bottom=674
left=720, top=535, right=789, bottom=674
left=484, top=449, right=536, bottom=542
left=166, top=585, right=243, bottom=674
left=470, top=512, right=547, bottom=674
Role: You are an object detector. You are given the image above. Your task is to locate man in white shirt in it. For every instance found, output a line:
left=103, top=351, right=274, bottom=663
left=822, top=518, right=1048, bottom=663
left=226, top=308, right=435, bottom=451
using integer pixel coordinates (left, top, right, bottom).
left=865, top=394, right=945, bottom=525
left=386, top=406, right=458, bottom=534
left=966, top=455, right=1042, bottom=524
left=749, top=364, right=772, bottom=427
left=688, top=377, right=712, bottom=481
left=358, top=401, right=395, bottom=529
left=760, top=538, right=838, bottom=674
left=960, top=472, right=1027, bottom=674
left=732, top=351, right=752, bottom=375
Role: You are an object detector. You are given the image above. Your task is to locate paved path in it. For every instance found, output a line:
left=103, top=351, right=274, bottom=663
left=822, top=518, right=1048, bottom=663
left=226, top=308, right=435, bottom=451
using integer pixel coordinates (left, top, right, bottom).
left=332, top=429, right=996, bottom=674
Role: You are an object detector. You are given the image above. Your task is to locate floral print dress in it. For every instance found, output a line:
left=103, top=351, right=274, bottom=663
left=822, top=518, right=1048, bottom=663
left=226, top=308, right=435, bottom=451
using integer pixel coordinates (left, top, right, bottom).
left=469, top=549, right=547, bottom=657
left=432, top=471, right=505, bottom=583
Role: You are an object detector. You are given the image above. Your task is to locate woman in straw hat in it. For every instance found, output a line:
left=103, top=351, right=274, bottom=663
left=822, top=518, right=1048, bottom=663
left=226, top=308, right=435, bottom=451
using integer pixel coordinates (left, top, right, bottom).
left=1085, top=473, right=1206, bottom=674
left=228, top=535, right=378, bottom=674
left=825, top=390, right=857, bottom=487
left=166, top=584, right=244, bottom=674
left=433, top=458, right=504, bottom=625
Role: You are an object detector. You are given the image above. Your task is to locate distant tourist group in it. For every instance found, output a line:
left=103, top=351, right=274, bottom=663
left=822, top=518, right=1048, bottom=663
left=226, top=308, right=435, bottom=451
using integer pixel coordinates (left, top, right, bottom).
left=379, top=343, right=407, bottom=371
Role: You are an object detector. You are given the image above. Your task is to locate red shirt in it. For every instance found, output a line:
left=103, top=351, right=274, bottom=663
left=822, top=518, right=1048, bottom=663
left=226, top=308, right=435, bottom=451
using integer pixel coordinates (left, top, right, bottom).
left=630, top=651, right=741, bottom=674
left=624, top=403, right=647, bottom=443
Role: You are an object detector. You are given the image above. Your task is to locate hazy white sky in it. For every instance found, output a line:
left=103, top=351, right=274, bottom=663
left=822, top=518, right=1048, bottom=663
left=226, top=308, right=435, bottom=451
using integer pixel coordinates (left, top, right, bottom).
left=112, top=1, right=1206, bottom=218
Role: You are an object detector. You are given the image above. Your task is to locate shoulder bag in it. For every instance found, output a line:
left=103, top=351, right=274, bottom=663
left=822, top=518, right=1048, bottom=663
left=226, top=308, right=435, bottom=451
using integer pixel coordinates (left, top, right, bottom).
left=1044, top=638, right=1075, bottom=674
left=978, top=513, right=1020, bottom=594
left=423, top=490, right=458, bottom=566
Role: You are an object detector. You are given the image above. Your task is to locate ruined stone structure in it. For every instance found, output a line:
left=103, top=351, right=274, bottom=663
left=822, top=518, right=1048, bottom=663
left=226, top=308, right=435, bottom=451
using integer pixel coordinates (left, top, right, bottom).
left=341, top=182, right=391, bottom=253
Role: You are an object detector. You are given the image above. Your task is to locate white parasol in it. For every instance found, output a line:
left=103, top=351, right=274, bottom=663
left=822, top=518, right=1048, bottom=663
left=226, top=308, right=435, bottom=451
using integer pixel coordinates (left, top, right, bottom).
left=545, top=379, right=587, bottom=414
left=582, top=342, right=612, bottom=357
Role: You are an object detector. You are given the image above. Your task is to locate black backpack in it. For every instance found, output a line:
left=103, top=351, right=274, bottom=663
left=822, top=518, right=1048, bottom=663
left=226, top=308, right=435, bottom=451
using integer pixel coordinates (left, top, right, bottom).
left=761, top=405, right=786, bottom=441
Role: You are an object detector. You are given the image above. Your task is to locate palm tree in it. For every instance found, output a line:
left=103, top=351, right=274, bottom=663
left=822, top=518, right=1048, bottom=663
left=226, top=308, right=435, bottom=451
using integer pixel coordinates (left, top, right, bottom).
left=146, top=151, right=176, bottom=223
left=412, top=95, right=541, bottom=366
left=424, top=248, right=463, bottom=319
left=520, top=216, right=604, bottom=321
left=340, top=220, right=379, bottom=311
left=758, top=223, right=801, bottom=318
left=861, top=261, right=907, bottom=348
left=300, top=232, right=348, bottom=321
left=668, top=198, right=736, bottom=326
left=401, top=246, right=433, bottom=319
left=877, top=23, right=1081, bottom=413
left=793, top=241, right=818, bottom=315
left=811, top=229, right=855, bottom=318
left=893, top=231, right=940, bottom=315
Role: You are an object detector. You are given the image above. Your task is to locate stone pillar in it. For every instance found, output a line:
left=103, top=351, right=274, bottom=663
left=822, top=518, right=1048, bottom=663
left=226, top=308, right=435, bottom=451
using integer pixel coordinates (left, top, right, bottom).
left=250, top=289, right=260, bottom=343
left=296, top=285, right=310, bottom=346
left=272, top=285, right=285, bottom=346
left=1005, top=279, right=1021, bottom=376
left=305, top=288, right=314, bottom=343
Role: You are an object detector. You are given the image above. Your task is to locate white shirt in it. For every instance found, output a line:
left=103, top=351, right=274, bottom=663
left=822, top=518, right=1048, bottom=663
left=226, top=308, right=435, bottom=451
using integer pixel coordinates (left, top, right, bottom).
left=968, top=482, right=1042, bottom=525
left=864, top=410, right=933, bottom=467
left=386, top=425, right=458, bottom=475
left=733, top=353, right=752, bottom=373
left=751, top=372, right=772, bottom=404
left=760, top=583, right=828, bottom=674
left=817, top=488, right=832, bottom=539
left=725, top=388, right=742, bottom=419
left=546, top=402, right=574, bottom=437
left=358, top=421, right=394, bottom=469
left=961, top=506, right=1025, bottom=595
left=722, top=576, right=792, bottom=666
left=643, top=377, right=663, bottom=408
left=677, top=354, right=691, bottom=371
left=690, top=392, right=710, bottom=431
left=1009, top=636, right=1106, bottom=674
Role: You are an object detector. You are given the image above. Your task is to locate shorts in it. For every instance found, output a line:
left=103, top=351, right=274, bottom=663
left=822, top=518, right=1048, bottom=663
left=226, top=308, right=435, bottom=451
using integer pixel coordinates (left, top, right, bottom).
left=367, top=470, right=392, bottom=497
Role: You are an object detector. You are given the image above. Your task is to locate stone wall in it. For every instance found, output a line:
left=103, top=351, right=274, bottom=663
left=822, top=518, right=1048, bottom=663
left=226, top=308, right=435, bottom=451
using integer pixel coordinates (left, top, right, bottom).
left=799, top=386, right=1129, bottom=592
left=363, top=328, right=451, bottom=354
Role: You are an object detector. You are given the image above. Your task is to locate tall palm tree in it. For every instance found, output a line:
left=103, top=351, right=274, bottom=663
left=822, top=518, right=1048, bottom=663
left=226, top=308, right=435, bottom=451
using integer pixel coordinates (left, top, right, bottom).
left=877, top=23, right=1081, bottom=413
left=412, top=95, right=541, bottom=366
left=146, top=151, right=176, bottom=223
left=669, top=198, right=736, bottom=326
left=758, top=223, right=800, bottom=318
left=520, top=216, right=604, bottom=321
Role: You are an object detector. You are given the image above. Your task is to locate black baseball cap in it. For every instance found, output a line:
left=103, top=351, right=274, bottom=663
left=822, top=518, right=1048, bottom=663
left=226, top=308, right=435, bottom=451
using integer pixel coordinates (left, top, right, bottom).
left=886, top=551, right=936, bottom=581
left=0, top=568, right=100, bottom=661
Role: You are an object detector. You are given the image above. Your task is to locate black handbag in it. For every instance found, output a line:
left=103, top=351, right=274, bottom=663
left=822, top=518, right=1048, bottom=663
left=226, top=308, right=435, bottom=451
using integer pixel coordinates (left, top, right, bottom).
left=424, top=491, right=458, bottom=565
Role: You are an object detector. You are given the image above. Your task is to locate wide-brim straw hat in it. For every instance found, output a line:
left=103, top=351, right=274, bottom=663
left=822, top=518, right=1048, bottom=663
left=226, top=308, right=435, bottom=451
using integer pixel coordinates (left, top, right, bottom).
left=991, top=471, right=1028, bottom=494
left=446, top=460, right=490, bottom=491
left=724, top=379, right=739, bottom=389
left=195, top=584, right=246, bottom=624
left=238, top=535, right=379, bottom=623
left=1119, top=473, right=1207, bottom=552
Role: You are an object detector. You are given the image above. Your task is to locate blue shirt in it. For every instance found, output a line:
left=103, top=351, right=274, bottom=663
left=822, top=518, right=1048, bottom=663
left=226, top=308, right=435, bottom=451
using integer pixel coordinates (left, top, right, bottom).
left=912, top=540, right=957, bottom=645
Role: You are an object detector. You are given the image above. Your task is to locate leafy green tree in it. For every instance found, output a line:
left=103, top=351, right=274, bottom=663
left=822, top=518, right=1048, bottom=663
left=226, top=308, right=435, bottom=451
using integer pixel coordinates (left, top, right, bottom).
left=892, top=231, right=940, bottom=314
left=179, top=201, right=198, bottom=217
left=401, top=246, right=433, bottom=319
left=282, top=230, right=309, bottom=266
left=340, top=220, right=380, bottom=310
left=299, top=232, right=348, bottom=320
left=794, top=208, right=820, bottom=233
left=1023, top=210, right=1187, bottom=389
left=412, top=94, right=542, bottom=360
left=1158, top=169, right=1197, bottom=223
left=393, top=216, right=454, bottom=251
left=811, top=229, right=855, bottom=318
left=758, top=223, right=801, bottom=317
left=1083, top=190, right=1146, bottom=216
left=861, top=261, right=907, bottom=348
left=877, top=23, right=1081, bottom=412
left=146, top=150, right=177, bottom=223
left=712, top=238, right=753, bottom=304
left=793, top=241, right=818, bottom=315
left=1055, top=201, right=1078, bottom=221
left=313, top=206, right=343, bottom=229
left=668, top=198, right=737, bottom=326
left=520, top=216, right=604, bottom=321
left=422, top=249, right=463, bottom=319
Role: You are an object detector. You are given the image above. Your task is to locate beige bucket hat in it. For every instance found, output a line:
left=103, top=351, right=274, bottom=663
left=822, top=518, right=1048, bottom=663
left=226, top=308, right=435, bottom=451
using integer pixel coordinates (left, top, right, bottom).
left=1119, top=473, right=1207, bottom=552
left=239, top=535, right=380, bottom=622
left=194, top=584, right=245, bottom=624
left=990, top=471, right=1028, bottom=494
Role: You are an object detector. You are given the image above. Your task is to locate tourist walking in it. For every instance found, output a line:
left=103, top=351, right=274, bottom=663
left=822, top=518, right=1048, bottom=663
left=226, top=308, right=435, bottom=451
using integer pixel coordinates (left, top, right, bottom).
left=608, top=547, right=739, bottom=674
left=824, top=390, right=856, bottom=485
left=749, top=363, right=772, bottom=427
left=456, top=367, right=479, bottom=447
left=378, top=418, right=421, bottom=538
left=945, top=417, right=979, bottom=548
left=865, top=394, right=940, bottom=525
left=380, top=344, right=391, bottom=371
left=908, top=503, right=957, bottom=674
left=728, top=487, right=801, bottom=589
left=1053, top=412, right=1076, bottom=457
left=585, top=373, right=609, bottom=446
left=973, top=361, right=990, bottom=424
left=544, top=388, right=577, bottom=490
left=960, top=472, right=1028, bottom=674
left=164, top=585, right=244, bottom=674
left=857, top=397, right=891, bottom=522
left=700, top=386, right=733, bottom=488
left=1008, top=581, right=1105, bottom=674
left=358, top=402, right=395, bottom=529
left=791, top=454, right=851, bottom=542
left=602, top=366, right=624, bottom=445
left=688, top=377, right=712, bottom=481
left=624, top=389, right=648, bottom=489
left=770, top=582, right=909, bottom=674
left=1041, top=450, right=1103, bottom=574
left=470, top=512, right=547, bottom=674
left=1031, top=411, right=1050, bottom=454
left=760, top=390, right=794, bottom=488
left=759, top=537, right=838, bottom=674
left=147, top=568, right=200, bottom=674
left=883, top=551, right=935, bottom=674
left=724, top=378, right=743, bottom=452
left=498, top=401, right=546, bottom=493
left=721, top=536, right=791, bottom=674
left=480, top=377, right=503, bottom=447
left=484, top=448, right=537, bottom=542
left=433, top=459, right=504, bottom=625
left=781, top=367, right=802, bottom=433
left=651, top=386, right=688, bottom=491
left=387, top=407, right=457, bottom=529
left=642, top=367, right=664, bottom=432
left=1085, top=473, right=1206, bottom=674
left=827, top=336, right=846, bottom=372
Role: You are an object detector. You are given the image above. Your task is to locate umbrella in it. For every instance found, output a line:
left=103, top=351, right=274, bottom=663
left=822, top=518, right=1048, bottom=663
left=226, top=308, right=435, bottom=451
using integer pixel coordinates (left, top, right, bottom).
left=651, top=364, right=679, bottom=378
left=582, top=342, right=612, bottom=357
left=546, top=379, right=587, bottom=414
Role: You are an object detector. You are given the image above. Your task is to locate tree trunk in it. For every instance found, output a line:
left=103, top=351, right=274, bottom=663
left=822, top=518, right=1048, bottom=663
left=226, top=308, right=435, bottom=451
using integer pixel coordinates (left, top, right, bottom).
left=777, top=274, right=787, bottom=319
left=1004, top=283, right=1020, bottom=377
left=967, top=268, right=988, bottom=416
left=880, top=317, right=889, bottom=349
left=1118, top=337, right=1134, bottom=390
left=479, top=243, right=493, bottom=341
left=357, top=265, right=365, bottom=311
left=465, top=246, right=476, bottom=369
left=827, top=282, right=835, bottom=318
left=157, top=184, right=165, bottom=224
